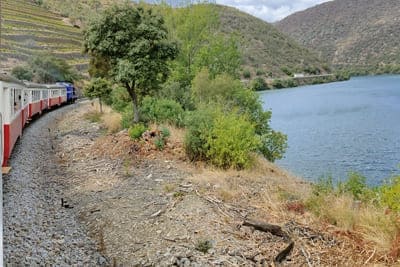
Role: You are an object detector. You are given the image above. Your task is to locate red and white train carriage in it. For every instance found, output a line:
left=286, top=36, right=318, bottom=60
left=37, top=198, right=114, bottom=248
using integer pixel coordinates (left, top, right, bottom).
left=1, top=74, right=69, bottom=167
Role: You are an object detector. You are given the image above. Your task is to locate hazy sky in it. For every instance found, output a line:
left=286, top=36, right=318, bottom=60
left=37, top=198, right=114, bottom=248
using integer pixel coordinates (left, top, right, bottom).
left=216, top=0, right=332, bottom=22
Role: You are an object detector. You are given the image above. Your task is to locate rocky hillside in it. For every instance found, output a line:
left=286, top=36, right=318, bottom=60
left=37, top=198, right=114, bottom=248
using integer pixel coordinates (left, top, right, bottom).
left=0, top=0, right=88, bottom=73
left=24, top=1, right=330, bottom=78
left=217, top=5, right=329, bottom=77
left=276, top=0, right=400, bottom=71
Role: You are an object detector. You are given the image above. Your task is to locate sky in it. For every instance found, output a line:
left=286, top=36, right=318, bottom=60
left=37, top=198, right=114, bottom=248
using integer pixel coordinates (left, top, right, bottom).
left=216, top=0, right=332, bottom=22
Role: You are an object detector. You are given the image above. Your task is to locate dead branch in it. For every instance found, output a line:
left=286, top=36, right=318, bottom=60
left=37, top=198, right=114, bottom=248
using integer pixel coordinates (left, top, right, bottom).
left=275, top=242, right=295, bottom=264
left=243, top=219, right=289, bottom=239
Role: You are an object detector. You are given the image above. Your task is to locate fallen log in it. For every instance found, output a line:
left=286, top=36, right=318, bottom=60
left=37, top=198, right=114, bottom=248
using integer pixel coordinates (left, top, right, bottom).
left=243, top=219, right=294, bottom=264
left=243, top=219, right=289, bottom=239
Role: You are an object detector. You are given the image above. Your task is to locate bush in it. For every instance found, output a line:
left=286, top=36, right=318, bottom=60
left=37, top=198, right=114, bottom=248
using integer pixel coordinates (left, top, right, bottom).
left=184, top=109, right=214, bottom=161
left=256, top=69, right=265, bottom=76
left=251, top=77, right=269, bottom=91
left=160, top=127, right=171, bottom=138
left=140, top=97, right=185, bottom=127
left=243, top=69, right=251, bottom=79
left=206, top=112, right=260, bottom=169
left=11, top=66, right=33, bottom=80
left=259, top=131, right=288, bottom=162
left=121, top=107, right=134, bottom=129
left=380, top=176, right=400, bottom=212
left=185, top=108, right=260, bottom=169
left=154, top=137, right=165, bottom=150
left=128, top=124, right=147, bottom=140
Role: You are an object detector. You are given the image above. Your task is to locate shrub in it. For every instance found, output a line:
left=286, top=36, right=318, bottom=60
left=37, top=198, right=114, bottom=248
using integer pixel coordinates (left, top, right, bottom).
left=161, top=127, right=171, bottom=138
left=11, top=66, right=33, bottom=81
left=184, top=109, right=214, bottom=161
left=140, top=97, right=185, bottom=127
left=128, top=124, right=147, bottom=140
left=380, top=176, right=400, bottom=212
left=259, top=131, right=288, bottom=162
left=256, top=69, right=265, bottom=76
left=154, top=137, right=165, bottom=150
left=206, top=112, right=260, bottom=169
left=338, top=172, right=368, bottom=200
left=243, top=69, right=251, bottom=79
left=121, top=107, right=134, bottom=129
left=281, top=66, right=292, bottom=76
left=251, top=77, right=269, bottom=91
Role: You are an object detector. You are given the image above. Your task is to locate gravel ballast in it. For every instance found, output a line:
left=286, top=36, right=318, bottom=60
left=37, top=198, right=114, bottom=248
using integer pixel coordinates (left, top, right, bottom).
left=3, top=105, right=106, bottom=266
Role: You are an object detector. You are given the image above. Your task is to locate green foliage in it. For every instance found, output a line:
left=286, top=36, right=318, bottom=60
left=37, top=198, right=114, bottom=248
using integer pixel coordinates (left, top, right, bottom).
left=184, top=108, right=214, bottom=161
left=380, top=176, right=400, bottom=212
left=256, top=69, right=265, bottom=76
left=84, top=77, right=111, bottom=99
left=140, top=97, right=185, bottom=127
left=84, top=4, right=178, bottom=122
left=157, top=81, right=194, bottom=110
left=190, top=70, right=287, bottom=163
left=338, top=172, right=369, bottom=200
left=251, top=77, right=269, bottom=91
left=280, top=66, right=292, bottom=76
left=11, top=66, right=33, bottom=81
left=121, top=107, right=134, bottom=129
left=195, top=239, right=213, bottom=254
left=110, top=86, right=131, bottom=113
left=206, top=111, right=260, bottom=169
left=154, top=137, right=165, bottom=151
left=164, top=4, right=219, bottom=86
left=194, top=35, right=241, bottom=78
left=243, top=69, right=251, bottom=79
left=12, top=53, right=81, bottom=83
left=128, top=124, right=148, bottom=140
left=161, top=127, right=171, bottom=139
left=84, top=77, right=112, bottom=112
left=259, top=131, right=288, bottom=162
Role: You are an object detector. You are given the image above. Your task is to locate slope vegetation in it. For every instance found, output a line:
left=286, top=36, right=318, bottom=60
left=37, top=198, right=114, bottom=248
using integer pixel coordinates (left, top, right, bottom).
left=276, top=0, right=400, bottom=71
left=0, top=0, right=88, bottom=73
left=217, top=5, right=328, bottom=77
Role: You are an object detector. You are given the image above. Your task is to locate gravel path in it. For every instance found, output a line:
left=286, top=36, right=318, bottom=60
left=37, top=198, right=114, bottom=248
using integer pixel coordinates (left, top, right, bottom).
left=3, top=105, right=107, bottom=266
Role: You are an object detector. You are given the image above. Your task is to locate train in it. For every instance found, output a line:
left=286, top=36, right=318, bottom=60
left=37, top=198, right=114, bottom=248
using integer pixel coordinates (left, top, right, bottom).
left=0, top=73, right=77, bottom=167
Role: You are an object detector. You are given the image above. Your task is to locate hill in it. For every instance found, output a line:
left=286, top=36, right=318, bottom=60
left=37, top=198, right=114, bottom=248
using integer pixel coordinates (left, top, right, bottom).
left=22, top=1, right=330, bottom=79
left=0, top=0, right=88, bottom=73
left=276, top=0, right=400, bottom=73
left=216, top=5, right=329, bottom=77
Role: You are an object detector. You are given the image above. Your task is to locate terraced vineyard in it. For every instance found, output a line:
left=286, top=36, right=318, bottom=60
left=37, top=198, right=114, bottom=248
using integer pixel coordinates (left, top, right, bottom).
left=0, top=0, right=87, bottom=73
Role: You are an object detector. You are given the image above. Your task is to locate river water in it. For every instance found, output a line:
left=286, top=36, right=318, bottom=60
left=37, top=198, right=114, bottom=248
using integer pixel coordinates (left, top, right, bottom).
left=260, top=75, right=400, bottom=185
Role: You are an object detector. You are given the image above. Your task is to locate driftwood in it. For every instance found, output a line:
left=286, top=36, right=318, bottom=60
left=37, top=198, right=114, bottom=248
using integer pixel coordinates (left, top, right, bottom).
left=243, top=219, right=294, bottom=264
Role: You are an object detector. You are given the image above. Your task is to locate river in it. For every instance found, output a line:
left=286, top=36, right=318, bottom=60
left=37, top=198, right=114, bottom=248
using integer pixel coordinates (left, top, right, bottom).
left=260, top=75, right=400, bottom=185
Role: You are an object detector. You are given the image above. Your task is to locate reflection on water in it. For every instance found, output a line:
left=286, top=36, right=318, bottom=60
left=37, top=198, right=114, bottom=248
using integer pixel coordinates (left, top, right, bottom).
left=260, top=75, right=400, bottom=185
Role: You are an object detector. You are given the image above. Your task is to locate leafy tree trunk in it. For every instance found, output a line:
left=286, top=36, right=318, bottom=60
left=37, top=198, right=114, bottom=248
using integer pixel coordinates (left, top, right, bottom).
left=126, top=83, right=139, bottom=123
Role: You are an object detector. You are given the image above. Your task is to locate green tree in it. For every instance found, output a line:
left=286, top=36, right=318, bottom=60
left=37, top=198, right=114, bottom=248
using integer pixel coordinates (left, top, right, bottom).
left=12, top=53, right=80, bottom=83
left=194, top=35, right=241, bottom=78
left=11, top=66, right=33, bottom=81
left=84, top=5, right=178, bottom=123
left=165, top=3, right=218, bottom=85
left=84, top=78, right=112, bottom=113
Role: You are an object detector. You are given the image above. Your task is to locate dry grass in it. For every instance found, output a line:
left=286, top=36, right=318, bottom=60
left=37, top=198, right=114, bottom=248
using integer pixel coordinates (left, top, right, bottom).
left=307, top=193, right=400, bottom=261
left=87, top=101, right=122, bottom=133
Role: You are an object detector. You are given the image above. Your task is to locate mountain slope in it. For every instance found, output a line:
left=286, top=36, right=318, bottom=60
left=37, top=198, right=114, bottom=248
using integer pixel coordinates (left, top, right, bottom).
left=0, top=0, right=88, bottom=73
left=217, top=5, right=329, bottom=77
left=276, top=0, right=400, bottom=71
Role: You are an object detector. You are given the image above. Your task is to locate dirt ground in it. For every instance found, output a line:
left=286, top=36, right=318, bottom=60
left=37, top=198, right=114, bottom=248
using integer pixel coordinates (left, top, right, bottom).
left=54, top=101, right=382, bottom=266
